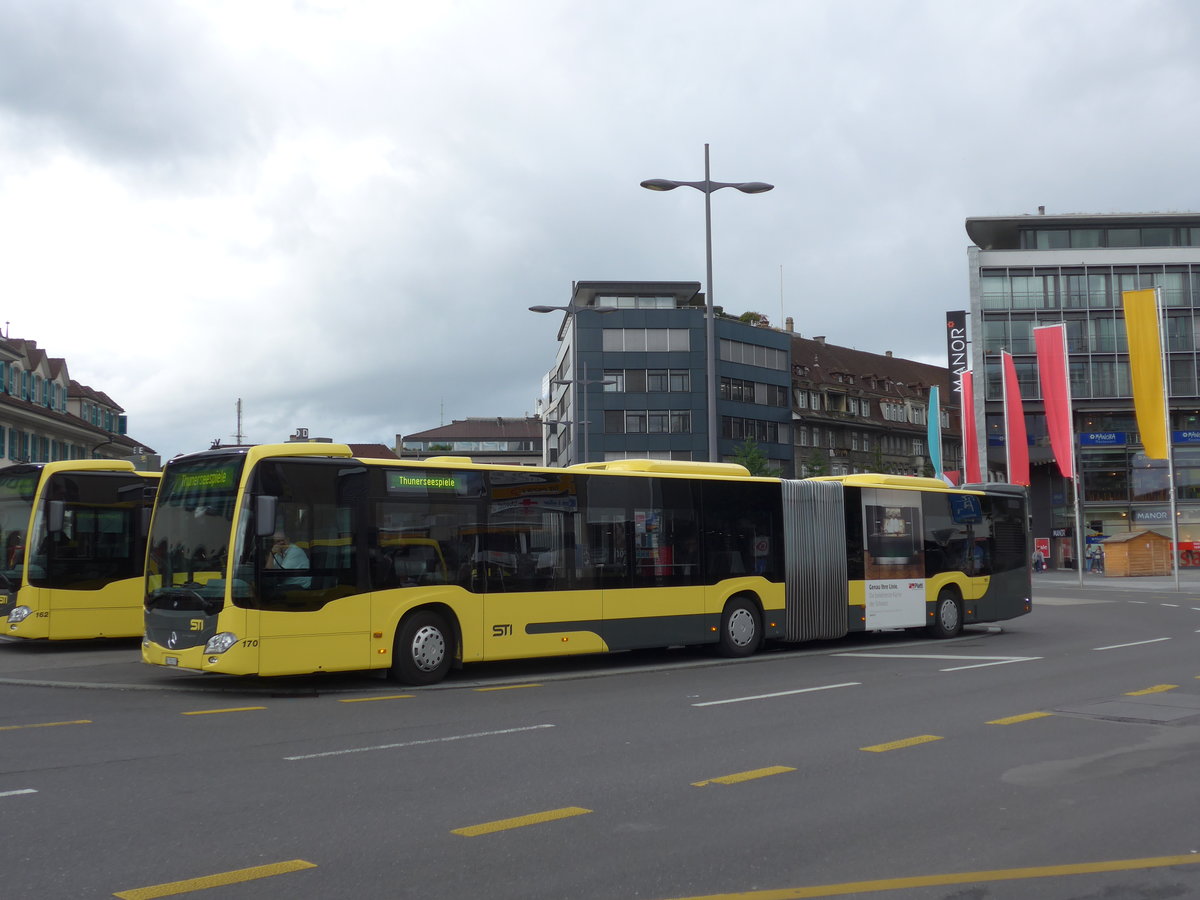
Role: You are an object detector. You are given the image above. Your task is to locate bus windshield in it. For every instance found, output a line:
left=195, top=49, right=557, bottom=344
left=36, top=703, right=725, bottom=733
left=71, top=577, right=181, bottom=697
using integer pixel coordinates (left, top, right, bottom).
left=146, top=455, right=244, bottom=610
left=0, top=467, right=38, bottom=587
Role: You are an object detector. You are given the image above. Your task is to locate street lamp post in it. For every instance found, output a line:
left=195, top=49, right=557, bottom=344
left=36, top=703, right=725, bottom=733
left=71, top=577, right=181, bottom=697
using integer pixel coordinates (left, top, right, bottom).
left=530, top=302, right=617, bottom=465
left=641, top=144, right=773, bottom=461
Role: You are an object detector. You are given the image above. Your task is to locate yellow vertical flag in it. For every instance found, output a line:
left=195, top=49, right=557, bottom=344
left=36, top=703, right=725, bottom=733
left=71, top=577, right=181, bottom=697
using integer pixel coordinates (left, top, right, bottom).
left=1122, top=288, right=1168, bottom=459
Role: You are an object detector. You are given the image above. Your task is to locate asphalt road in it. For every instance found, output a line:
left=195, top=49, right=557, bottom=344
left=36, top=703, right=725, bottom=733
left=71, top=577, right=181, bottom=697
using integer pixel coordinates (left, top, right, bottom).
left=2, top=573, right=1200, bottom=899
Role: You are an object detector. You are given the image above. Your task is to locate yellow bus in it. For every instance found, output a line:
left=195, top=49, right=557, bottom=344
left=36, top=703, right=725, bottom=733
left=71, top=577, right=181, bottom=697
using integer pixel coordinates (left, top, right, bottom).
left=0, top=460, right=160, bottom=640
left=141, top=444, right=1030, bottom=684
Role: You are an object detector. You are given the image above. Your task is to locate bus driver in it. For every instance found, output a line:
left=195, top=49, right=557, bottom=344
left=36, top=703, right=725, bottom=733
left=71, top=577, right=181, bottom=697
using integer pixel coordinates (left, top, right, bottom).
left=266, top=532, right=311, bottom=588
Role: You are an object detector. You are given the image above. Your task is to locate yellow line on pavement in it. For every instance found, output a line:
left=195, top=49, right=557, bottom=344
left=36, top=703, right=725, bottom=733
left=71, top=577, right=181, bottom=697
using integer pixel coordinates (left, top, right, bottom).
left=692, top=766, right=796, bottom=787
left=665, top=854, right=1200, bottom=899
left=987, top=711, right=1053, bottom=725
left=861, top=735, right=942, bottom=753
left=0, top=719, right=91, bottom=731
left=1126, top=685, right=1178, bottom=696
left=475, top=684, right=542, bottom=692
left=113, top=859, right=316, bottom=899
left=452, top=806, right=591, bottom=836
left=180, top=707, right=267, bottom=716
left=337, top=694, right=414, bottom=703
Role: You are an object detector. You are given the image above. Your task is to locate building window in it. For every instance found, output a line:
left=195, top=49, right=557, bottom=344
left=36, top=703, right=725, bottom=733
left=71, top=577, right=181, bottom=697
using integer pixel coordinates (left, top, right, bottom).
left=718, top=338, right=788, bottom=371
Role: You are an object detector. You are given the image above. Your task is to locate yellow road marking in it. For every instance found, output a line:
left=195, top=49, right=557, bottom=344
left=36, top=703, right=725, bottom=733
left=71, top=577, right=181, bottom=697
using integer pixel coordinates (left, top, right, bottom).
left=0, top=719, right=91, bottom=731
left=452, top=806, right=591, bottom=836
left=692, top=766, right=796, bottom=787
left=861, top=735, right=942, bottom=753
left=337, top=694, right=414, bottom=703
left=663, top=853, right=1200, bottom=899
left=987, top=711, right=1053, bottom=725
left=475, top=684, right=542, bottom=692
left=113, top=859, right=316, bottom=899
left=1126, top=684, right=1178, bottom=696
left=180, top=707, right=267, bottom=716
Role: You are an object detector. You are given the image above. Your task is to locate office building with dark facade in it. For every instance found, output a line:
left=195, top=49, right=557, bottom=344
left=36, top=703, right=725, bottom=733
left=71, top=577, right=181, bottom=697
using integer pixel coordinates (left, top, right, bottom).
left=966, top=211, right=1200, bottom=568
left=538, top=281, right=792, bottom=472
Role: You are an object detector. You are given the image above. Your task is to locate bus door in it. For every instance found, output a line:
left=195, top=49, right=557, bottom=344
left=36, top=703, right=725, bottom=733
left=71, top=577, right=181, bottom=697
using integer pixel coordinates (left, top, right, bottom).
left=481, top=472, right=602, bottom=660
left=589, top=475, right=707, bottom=651
left=252, top=461, right=370, bottom=675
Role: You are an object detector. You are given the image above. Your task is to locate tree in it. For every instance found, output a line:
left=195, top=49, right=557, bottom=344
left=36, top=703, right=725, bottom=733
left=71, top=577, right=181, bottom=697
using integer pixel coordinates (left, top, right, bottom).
left=730, top=439, right=781, bottom=477
left=738, top=311, right=770, bottom=327
left=805, top=452, right=828, bottom=477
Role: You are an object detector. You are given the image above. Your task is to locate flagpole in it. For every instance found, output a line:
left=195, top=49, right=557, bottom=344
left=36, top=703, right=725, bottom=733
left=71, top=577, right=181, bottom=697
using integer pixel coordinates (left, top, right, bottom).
left=1073, top=448, right=1085, bottom=587
left=1061, top=324, right=1085, bottom=588
left=1062, top=324, right=1084, bottom=587
left=1156, top=286, right=1181, bottom=590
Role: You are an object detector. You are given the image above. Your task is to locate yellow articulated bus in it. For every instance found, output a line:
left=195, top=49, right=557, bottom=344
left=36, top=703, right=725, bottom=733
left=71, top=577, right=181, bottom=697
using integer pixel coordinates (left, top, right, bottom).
left=138, top=444, right=1022, bottom=681
left=141, top=444, right=1030, bottom=684
left=0, top=460, right=161, bottom=639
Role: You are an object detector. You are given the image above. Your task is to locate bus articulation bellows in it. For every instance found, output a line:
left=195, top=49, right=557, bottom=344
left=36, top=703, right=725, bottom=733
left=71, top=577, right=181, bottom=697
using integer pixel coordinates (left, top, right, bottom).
left=141, top=444, right=1030, bottom=684
left=0, top=460, right=160, bottom=640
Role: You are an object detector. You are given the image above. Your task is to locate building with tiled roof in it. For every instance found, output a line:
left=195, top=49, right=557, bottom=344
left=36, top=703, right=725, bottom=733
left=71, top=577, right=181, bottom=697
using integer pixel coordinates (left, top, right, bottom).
left=397, top=417, right=542, bottom=466
left=347, top=443, right=400, bottom=460
left=789, top=330, right=961, bottom=478
left=0, top=337, right=156, bottom=468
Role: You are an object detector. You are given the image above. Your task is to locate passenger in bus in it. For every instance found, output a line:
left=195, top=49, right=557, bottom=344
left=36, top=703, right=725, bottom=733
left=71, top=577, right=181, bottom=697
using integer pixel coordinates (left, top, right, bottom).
left=6, top=531, right=22, bottom=568
left=267, top=532, right=311, bottom=588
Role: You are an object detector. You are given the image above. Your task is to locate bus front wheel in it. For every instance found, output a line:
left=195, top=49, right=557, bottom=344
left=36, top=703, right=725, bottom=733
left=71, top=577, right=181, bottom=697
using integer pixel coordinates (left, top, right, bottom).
left=392, top=610, right=454, bottom=685
left=717, top=597, right=761, bottom=658
left=927, top=588, right=963, bottom=639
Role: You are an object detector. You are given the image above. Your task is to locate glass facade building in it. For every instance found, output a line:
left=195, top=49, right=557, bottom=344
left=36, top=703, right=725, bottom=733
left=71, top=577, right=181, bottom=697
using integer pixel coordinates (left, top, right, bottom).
left=966, top=213, right=1200, bottom=568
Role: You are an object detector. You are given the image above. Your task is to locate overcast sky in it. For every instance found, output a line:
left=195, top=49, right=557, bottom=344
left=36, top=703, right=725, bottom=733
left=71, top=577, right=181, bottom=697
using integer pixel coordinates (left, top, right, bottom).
left=1, top=0, right=1198, bottom=460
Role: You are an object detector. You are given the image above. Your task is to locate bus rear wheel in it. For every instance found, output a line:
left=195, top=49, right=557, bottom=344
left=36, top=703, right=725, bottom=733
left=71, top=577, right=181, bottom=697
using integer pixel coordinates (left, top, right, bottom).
left=927, top=588, right=963, bottom=639
left=717, top=597, right=761, bottom=658
left=392, top=610, right=454, bottom=685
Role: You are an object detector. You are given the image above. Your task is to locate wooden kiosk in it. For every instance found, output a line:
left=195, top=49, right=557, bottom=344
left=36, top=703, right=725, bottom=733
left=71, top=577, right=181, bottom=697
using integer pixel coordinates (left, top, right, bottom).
left=1101, top=531, right=1173, bottom=577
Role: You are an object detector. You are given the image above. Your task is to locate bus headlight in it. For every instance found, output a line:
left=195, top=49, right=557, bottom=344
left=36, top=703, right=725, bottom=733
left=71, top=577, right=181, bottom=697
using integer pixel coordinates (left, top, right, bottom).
left=204, top=632, right=239, bottom=654
left=8, top=606, right=31, bottom=624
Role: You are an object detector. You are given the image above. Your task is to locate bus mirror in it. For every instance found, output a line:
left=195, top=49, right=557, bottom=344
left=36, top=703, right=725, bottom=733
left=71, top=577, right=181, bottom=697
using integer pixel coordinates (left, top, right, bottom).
left=255, top=496, right=278, bottom=537
left=47, top=500, right=65, bottom=534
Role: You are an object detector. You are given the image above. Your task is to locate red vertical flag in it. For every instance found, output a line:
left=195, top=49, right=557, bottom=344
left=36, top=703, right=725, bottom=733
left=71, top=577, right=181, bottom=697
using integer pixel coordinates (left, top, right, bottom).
left=960, top=371, right=982, bottom=484
left=1001, top=351, right=1030, bottom=486
left=1033, top=324, right=1075, bottom=480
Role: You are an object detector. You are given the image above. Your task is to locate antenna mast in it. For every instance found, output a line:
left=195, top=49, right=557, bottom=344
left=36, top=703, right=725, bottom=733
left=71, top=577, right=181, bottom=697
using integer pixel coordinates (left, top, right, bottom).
left=234, top=398, right=245, bottom=444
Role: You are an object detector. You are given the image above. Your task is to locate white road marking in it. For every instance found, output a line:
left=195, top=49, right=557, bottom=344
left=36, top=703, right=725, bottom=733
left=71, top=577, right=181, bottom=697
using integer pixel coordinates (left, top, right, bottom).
left=284, top=724, right=555, bottom=760
left=1093, top=637, right=1171, bottom=651
left=836, top=652, right=1041, bottom=671
left=0, top=789, right=37, bottom=798
left=692, top=682, right=861, bottom=707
